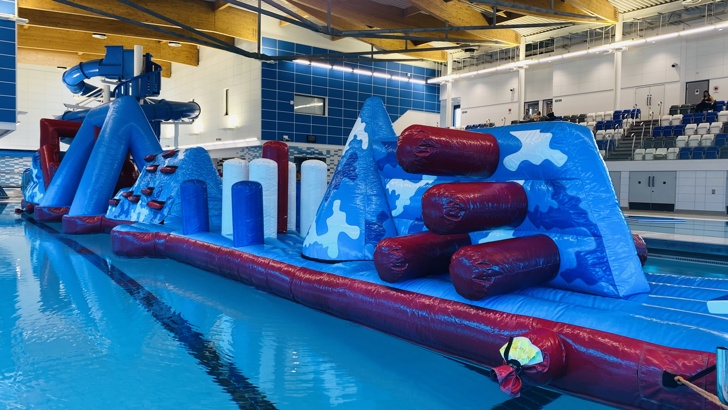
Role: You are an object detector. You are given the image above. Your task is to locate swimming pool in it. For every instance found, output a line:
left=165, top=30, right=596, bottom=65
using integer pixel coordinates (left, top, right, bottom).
left=0, top=205, right=623, bottom=409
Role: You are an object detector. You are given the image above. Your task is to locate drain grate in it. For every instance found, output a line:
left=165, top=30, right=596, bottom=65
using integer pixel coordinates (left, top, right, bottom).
left=649, top=253, right=728, bottom=267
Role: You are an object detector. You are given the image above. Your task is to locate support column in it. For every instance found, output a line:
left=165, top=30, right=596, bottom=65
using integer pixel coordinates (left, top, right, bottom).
left=613, top=15, right=623, bottom=110
left=444, top=53, right=453, bottom=128
left=517, top=39, right=525, bottom=122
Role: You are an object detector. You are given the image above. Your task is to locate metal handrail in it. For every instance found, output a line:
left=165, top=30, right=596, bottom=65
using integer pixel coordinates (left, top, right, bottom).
left=630, top=133, right=637, bottom=160
left=639, top=122, right=645, bottom=149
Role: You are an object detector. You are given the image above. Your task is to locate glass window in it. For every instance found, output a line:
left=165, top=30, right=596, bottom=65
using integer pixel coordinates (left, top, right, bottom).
left=294, top=94, right=326, bottom=116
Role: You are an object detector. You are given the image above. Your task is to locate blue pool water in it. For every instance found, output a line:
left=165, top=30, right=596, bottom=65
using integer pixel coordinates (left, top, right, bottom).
left=1, top=205, right=623, bottom=409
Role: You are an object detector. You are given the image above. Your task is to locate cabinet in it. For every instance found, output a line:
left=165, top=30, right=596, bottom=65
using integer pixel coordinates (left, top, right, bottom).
left=628, top=171, right=676, bottom=211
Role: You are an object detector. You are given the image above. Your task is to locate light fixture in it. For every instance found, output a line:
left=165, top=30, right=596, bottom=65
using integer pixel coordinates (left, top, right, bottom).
left=91, top=33, right=107, bottom=40
left=168, top=41, right=181, bottom=47
left=353, top=69, right=372, bottom=76
left=310, top=62, right=333, bottom=69
left=373, top=72, right=392, bottom=79
left=332, top=65, right=353, bottom=72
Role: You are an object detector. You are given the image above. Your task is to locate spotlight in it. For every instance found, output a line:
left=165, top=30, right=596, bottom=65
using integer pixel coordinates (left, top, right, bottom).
left=91, top=33, right=107, bottom=40
left=168, top=41, right=182, bottom=47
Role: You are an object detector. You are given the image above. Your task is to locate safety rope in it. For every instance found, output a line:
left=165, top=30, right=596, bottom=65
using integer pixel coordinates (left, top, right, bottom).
left=674, top=376, right=728, bottom=409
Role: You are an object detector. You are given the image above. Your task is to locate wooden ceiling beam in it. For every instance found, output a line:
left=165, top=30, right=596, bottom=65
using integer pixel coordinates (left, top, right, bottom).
left=18, top=7, right=235, bottom=46
left=407, top=0, right=520, bottom=45
left=18, top=26, right=198, bottom=66
left=468, top=0, right=615, bottom=24
left=18, top=48, right=172, bottom=77
left=18, top=0, right=258, bottom=42
left=565, top=0, right=618, bottom=23
left=290, top=0, right=496, bottom=44
left=290, top=1, right=448, bottom=61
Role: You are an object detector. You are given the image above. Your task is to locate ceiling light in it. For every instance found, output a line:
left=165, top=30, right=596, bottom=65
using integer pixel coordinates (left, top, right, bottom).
left=168, top=41, right=181, bottom=47
left=353, top=69, right=372, bottom=76
left=310, top=62, right=333, bottom=69
left=373, top=72, right=392, bottom=79
left=332, top=65, right=353, bottom=72
left=91, top=33, right=107, bottom=40
left=293, top=59, right=310, bottom=65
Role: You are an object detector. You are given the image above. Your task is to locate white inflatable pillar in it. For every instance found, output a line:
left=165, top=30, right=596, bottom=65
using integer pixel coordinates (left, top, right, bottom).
left=250, top=158, right=278, bottom=239
left=288, top=162, right=297, bottom=232
left=222, top=159, right=249, bottom=239
left=300, top=160, right=328, bottom=235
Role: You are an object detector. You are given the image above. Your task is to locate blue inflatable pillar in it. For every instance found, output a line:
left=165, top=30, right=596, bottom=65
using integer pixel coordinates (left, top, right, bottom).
left=181, top=180, right=209, bottom=235
left=232, top=181, right=264, bottom=247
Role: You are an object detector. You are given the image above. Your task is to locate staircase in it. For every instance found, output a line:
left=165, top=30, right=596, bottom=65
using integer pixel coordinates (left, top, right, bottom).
left=605, top=120, right=659, bottom=161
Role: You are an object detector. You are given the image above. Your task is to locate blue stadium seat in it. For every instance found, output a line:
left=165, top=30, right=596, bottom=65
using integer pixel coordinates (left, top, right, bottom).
left=706, top=111, right=718, bottom=123
left=715, top=134, right=727, bottom=147
left=595, top=121, right=605, bottom=131
left=706, top=146, right=719, bottom=159
left=715, top=101, right=725, bottom=112
left=691, top=146, right=706, bottom=159
left=672, top=125, right=685, bottom=136
left=630, top=108, right=641, bottom=119
left=693, top=112, right=706, bottom=124
left=651, top=126, right=662, bottom=137
left=678, top=147, right=692, bottom=159
left=612, top=110, right=622, bottom=120
left=682, top=113, right=693, bottom=125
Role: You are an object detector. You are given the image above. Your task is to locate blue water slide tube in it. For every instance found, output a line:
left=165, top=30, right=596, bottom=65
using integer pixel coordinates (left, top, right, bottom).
left=61, top=46, right=134, bottom=96
left=59, top=100, right=200, bottom=123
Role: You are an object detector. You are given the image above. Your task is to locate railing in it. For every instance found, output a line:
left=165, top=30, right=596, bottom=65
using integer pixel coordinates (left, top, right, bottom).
left=630, top=133, right=637, bottom=160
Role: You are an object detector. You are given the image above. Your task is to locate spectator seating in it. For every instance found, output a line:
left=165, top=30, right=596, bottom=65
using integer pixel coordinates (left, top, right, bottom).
left=577, top=113, right=587, bottom=123
left=671, top=125, right=685, bottom=136
left=599, top=149, right=606, bottom=158
left=660, top=115, right=671, bottom=126
left=670, top=114, right=683, bottom=125
left=654, top=147, right=667, bottom=159
left=715, top=133, right=727, bottom=147
left=716, top=101, right=726, bottom=112
left=696, top=122, right=710, bottom=135
left=692, top=113, right=706, bottom=124
left=663, top=138, right=676, bottom=149
left=718, top=110, right=728, bottom=123
left=692, top=146, right=706, bottom=159
left=706, top=111, right=718, bottom=123
left=679, top=104, right=694, bottom=114
left=644, top=148, right=656, bottom=160
left=720, top=146, right=728, bottom=159
left=678, top=147, right=692, bottom=159
left=669, top=105, right=679, bottom=115
left=604, top=111, right=613, bottom=120
left=676, top=135, right=689, bottom=148
left=633, top=149, right=645, bottom=160
left=688, top=135, right=702, bottom=147
left=586, top=112, right=595, bottom=122
left=666, top=147, right=679, bottom=160
left=684, top=123, right=697, bottom=135
left=710, top=122, right=723, bottom=134
left=595, top=130, right=605, bottom=140
left=700, top=134, right=715, bottom=147
left=586, top=121, right=596, bottom=131
left=706, top=146, right=720, bottom=159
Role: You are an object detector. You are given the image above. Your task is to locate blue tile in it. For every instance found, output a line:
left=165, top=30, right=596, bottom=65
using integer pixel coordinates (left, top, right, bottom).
left=293, top=133, right=307, bottom=143
left=328, top=69, right=343, bottom=80
left=343, top=81, right=357, bottom=92
left=262, top=37, right=277, bottom=49
left=328, top=79, right=342, bottom=89
left=295, top=114, right=312, bottom=124
left=373, top=86, right=386, bottom=97
left=328, top=98, right=342, bottom=109
left=262, top=88, right=276, bottom=100
left=328, top=89, right=343, bottom=99
left=313, top=47, right=328, bottom=55
left=279, top=112, right=294, bottom=123
left=279, top=40, right=295, bottom=53
left=278, top=122, right=294, bottom=132
left=343, top=90, right=357, bottom=101
left=328, top=117, right=342, bottom=128
left=261, top=130, right=276, bottom=140
left=312, top=115, right=327, bottom=126
left=262, top=67, right=276, bottom=80
left=400, top=89, right=413, bottom=101
left=0, top=81, right=13, bottom=96
left=329, top=136, right=345, bottom=146
left=312, top=86, right=327, bottom=97
left=294, top=73, right=310, bottom=85
left=262, top=119, right=277, bottom=131
left=312, top=125, right=327, bottom=136
left=294, top=123, right=312, bottom=135
left=278, top=62, right=295, bottom=72
left=295, top=44, right=312, bottom=55
left=359, top=83, right=372, bottom=94
left=413, top=99, right=425, bottom=110
left=312, top=75, right=327, bottom=87
left=386, top=87, right=398, bottom=98
left=0, top=41, right=14, bottom=56
left=414, top=66, right=426, bottom=75
left=294, top=63, right=311, bottom=74
left=329, top=107, right=343, bottom=118
left=0, top=95, right=15, bottom=110
left=278, top=75, right=296, bottom=88
left=294, top=83, right=311, bottom=94
left=425, top=102, right=437, bottom=112
left=372, top=76, right=386, bottom=86
left=277, top=90, right=293, bottom=102
left=343, top=100, right=358, bottom=110
left=261, top=47, right=276, bottom=56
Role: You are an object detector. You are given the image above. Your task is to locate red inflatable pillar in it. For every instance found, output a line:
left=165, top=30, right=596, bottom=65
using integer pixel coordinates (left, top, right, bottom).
left=374, top=231, right=471, bottom=283
left=396, top=125, right=499, bottom=177
left=39, top=119, right=82, bottom=188
left=262, top=141, right=288, bottom=233
left=422, top=182, right=528, bottom=234
left=450, top=235, right=560, bottom=300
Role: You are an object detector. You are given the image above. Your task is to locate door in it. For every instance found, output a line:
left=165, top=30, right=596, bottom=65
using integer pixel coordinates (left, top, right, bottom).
left=686, top=80, right=710, bottom=105
left=524, top=101, right=539, bottom=120
left=628, top=171, right=676, bottom=211
left=634, top=85, right=666, bottom=120
left=609, top=171, right=621, bottom=203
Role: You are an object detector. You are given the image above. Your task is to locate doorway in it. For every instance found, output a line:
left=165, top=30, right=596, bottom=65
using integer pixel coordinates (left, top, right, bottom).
left=542, top=99, right=553, bottom=115
left=634, top=85, right=665, bottom=120
left=524, top=101, right=539, bottom=120
left=685, top=80, right=710, bottom=104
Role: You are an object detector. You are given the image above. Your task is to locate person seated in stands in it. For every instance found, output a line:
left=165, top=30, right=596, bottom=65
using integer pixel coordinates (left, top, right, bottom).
left=696, top=90, right=715, bottom=112
left=532, top=111, right=542, bottom=121
left=545, top=108, right=556, bottom=121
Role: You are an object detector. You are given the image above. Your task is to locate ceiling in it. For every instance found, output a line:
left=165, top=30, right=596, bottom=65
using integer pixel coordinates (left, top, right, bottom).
left=14, top=0, right=728, bottom=77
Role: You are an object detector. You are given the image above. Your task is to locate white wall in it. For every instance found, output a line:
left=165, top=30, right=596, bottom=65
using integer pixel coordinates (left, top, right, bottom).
left=6, top=65, right=76, bottom=151
left=454, top=71, right=519, bottom=125
left=392, top=110, right=439, bottom=135
left=160, top=40, right=262, bottom=148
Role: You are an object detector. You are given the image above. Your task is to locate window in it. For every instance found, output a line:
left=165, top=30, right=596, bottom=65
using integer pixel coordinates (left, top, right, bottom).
left=294, top=94, right=326, bottom=116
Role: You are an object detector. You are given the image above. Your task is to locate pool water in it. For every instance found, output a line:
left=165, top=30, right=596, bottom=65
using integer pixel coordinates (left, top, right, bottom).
left=2, top=205, right=622, bottom=409
left=627, top=215, right=728, bottom=239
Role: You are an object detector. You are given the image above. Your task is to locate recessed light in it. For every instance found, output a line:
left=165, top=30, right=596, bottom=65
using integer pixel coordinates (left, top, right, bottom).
left=91, top=33, right=107, bottom=40
left=168, top=41, right=181, bottom=47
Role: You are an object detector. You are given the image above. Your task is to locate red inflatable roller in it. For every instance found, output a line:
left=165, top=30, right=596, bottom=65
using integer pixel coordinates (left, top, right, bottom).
left=450, top=235, right=560, bottom=300
left=632, top=233, right=648, bottom=266
left=396, top=125, right=499, bottom=177
left=374, top=231, right=471, bottom=283
left=492, top=328, right=567, bottom=397
left=422, top=182, right=527, bottom=234
left=262, top=141, right=289, bottom=233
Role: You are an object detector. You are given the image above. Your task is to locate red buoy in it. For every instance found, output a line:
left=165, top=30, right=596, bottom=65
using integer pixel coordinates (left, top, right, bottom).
left=374, top=231, right=471, bottom=283
left=121, top=191, right=133, bottom=198
left=127, top=195, right=141, bottom=203
left=160, top=166, right=178, bottom=174
left=145, top=165, right=159, bottom=173
left=147, top=200, right=165, bottom=210
left=397, top=125, right=499, bottom=177
left=108, top=198, right=120, bottom=206
left=422, top=182, right=527, bottom=234
left=141, top=187, right=155, bottom=196
left=144, top=154, right=157, bottom=162
left=161, top=149, right=179, bottom=158
left=450, top=235, right=560, bottom=300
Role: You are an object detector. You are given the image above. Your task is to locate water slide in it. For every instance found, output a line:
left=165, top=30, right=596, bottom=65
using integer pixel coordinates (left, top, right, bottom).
left=26, top=46, right=201, bottom=221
